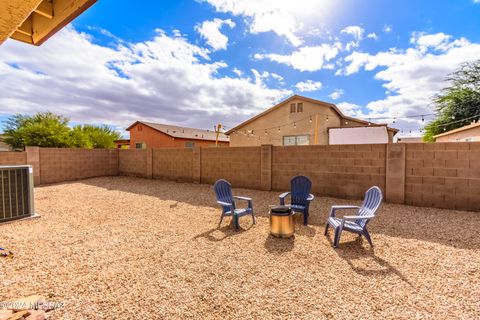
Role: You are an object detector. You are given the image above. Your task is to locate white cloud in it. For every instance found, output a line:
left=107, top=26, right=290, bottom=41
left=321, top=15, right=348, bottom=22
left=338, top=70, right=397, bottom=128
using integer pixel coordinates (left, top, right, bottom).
left=337, top=102, right=363, bottom=116
left=295, top=80, right=322, bottom=92
left=254, top=43, right=340, bottom=72
left=0, top=27, right=291, bottom=130
left=339, top=33, right=480, bottom=132
left=367, top=33, right=378, bottom=40
left=232, top=67, right=243, bottom=77
left=341, top=26, right=364, bottom=41
left=341, top=26, right=365, bottom=51
left=201, top=0, right=334, bottom=47
left=329, top=89, right=344, bottom=100
left=382, top=25, right=392, bottom=33
left=195, top=18, right=235, bottom=51
left=409, top=32, right=461, bottom=52
left=251, top=69, right=284, bottom=86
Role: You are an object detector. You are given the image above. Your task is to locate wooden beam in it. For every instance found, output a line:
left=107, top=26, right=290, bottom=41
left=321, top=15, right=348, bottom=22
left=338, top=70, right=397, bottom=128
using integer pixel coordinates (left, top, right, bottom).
left=16, top=16, right=33, bottom=36
left=34, top=0, right=54, bottom=19
left=0, top=0, right=43, bottom=45
left=32, top=0, right=97, bottom=45
left=10, top=31, right=33, bottom=44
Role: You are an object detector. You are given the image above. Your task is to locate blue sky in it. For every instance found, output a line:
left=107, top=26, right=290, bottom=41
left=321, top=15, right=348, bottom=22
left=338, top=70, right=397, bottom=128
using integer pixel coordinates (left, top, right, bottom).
left=1, top=0, right=480, bottom=137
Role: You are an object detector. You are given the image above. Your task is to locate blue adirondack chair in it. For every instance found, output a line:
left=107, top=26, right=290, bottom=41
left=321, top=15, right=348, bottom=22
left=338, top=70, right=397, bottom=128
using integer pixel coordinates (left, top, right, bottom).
left=213, top=179, right=255, bottom=230
left=324, top=186, right=383, bottom=248
left=279, top=176, right=314, bottom=225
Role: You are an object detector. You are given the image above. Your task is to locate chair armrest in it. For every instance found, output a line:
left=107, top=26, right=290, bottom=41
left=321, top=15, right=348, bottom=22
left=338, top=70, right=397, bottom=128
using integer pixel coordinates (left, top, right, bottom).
left=233, top=196, right=253, bottom=209
left=343, top=215, right=375, bottom=220
left=279, top=192, right=290, bottom=205
left=331, top=205, right=361, bottom=210
left=233, top=196, right=252, bottom=201
left=279, top=192, right=290, bottom=199
left=307, top=193, right=314, bottom=201
left=329, top=205, right=360, bottom=217
left=217, top=201, right=233, bottom=207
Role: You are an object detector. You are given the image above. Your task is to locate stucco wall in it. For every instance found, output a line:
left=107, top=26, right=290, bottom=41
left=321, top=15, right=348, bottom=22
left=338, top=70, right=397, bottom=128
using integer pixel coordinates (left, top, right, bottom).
left=435, top=126, right=480, bottom=142
left=329, top=126, right=389, bottom=145
left=229, top=98, right=343, bottom=147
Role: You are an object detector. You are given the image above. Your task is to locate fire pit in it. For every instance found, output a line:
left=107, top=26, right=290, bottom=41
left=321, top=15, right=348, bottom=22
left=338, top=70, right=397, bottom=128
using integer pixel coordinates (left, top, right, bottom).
left=269, top=205, right=294, bottom=238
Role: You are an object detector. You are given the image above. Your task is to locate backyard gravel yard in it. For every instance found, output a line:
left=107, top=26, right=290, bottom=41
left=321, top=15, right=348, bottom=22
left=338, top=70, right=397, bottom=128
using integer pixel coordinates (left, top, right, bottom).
left=0, top=176, right=479, bottom=319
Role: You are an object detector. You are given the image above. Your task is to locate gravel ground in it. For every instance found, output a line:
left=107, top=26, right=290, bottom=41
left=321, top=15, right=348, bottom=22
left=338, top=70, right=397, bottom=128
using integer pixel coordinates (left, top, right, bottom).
left=0, top=176, right=479, bottom=319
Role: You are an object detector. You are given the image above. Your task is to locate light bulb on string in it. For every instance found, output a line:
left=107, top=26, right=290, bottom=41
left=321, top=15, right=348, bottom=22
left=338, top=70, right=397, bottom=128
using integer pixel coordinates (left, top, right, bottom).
left=393, top=117, right=396, bottom=124
left=309, top=116, right=312, bottom=123
left=368, top=119, right=371, bottom=126
left=294, top=122, right=297, bottom=128
left=264, top=129, right=268, bottom=135
left=326, top=116, right=329, bottom=122
left=278, top=127, right=280, bottom=132
left=421, top=115, right=424, bottom=122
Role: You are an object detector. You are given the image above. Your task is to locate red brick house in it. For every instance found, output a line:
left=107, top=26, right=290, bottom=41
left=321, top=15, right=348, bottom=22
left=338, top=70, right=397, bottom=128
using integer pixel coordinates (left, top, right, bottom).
left=126, top=121, right=229, bottom=149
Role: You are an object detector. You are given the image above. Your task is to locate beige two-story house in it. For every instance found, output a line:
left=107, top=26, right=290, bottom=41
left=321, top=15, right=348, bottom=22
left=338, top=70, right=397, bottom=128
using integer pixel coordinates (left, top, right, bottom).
left=225, top=95, right=398, bottom=147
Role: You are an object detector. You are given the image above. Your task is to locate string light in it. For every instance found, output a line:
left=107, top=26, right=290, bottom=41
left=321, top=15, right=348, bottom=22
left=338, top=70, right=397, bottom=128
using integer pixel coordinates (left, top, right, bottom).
left=326, top=116, right=329, bottom=122
left=421, top=115, right=424, bottom=122
left=264, top=129, right=268, bottom=135
left=309, top=116, right=312, bottom=123
left=294, top=122, right=297, bottom=128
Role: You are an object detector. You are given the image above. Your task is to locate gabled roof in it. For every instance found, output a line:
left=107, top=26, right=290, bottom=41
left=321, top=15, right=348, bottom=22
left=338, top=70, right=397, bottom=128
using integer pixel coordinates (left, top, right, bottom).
left=433, top=121, right=480, bottom=139
left=126, top=121, right=229, bottom=142
left=224, top=94, right=398, bottom=135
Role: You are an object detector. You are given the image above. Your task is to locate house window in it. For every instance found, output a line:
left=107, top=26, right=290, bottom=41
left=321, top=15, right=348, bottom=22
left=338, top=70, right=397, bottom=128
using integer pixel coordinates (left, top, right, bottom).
left=138, top=125, right=143, bottom=132
left=297, top=103, right=303, bottom=113
left=283, top=135, right=310, bottom=146
left=136, top=142, right=145, bottom=149
left=185, top=141, right=195, bottom=148
left=290, top=103, right=296, bottom=113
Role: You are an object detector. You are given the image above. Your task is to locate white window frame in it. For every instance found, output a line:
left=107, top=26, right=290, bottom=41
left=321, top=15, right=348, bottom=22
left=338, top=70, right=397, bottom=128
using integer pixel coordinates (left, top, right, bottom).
left=283, top=135, right=310, bottom=146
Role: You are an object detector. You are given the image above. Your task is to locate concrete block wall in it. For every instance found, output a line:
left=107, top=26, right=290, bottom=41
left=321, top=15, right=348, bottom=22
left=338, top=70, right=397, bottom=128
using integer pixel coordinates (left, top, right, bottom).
left=0, top=143, right=479, bottom=211
left=118, top=149, right=148, bottom=178
left=39, top=148, right=118, bottom=184
left=272, top=144, right=386, bottom=199
left=201, top=147, right=262, bottom=189
left=405, top=142, right=480, bottom=211
left=152, top=148, right=194, bottom=182
left=0, top=152, right=26, bottom=165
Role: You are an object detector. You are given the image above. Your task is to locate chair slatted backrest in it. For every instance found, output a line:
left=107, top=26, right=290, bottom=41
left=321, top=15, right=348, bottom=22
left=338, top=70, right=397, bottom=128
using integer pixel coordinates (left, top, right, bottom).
left=357, top=186, right=383, bottom=227
left=214, top=179, right=235, bottom=212
left=291, top=176, right=312, bottom=207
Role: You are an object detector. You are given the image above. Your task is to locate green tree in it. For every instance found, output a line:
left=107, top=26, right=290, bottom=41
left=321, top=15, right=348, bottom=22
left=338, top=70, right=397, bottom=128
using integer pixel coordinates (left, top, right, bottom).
left=3, top=112, right=121, bottom=149
left=4, top=112, right=71, bottom=148
left=69, top=125, right=120, bottom=149
left=423, top=60, right=480, bottom=141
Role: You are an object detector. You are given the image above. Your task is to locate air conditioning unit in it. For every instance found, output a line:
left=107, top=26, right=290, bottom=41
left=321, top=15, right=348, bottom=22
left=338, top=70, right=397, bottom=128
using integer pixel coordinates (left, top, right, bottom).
left=0, top=165, right=35, bottom=223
